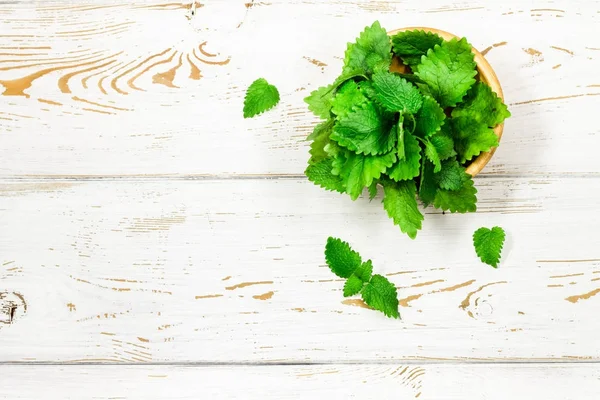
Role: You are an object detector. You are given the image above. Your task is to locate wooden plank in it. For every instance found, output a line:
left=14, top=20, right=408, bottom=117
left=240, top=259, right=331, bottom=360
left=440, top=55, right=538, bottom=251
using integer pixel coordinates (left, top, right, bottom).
left=0, top=0, right=599, bottom=177
left=1, top=177, right=599, bottom=362
left=1, top=363, right=599, bottom=399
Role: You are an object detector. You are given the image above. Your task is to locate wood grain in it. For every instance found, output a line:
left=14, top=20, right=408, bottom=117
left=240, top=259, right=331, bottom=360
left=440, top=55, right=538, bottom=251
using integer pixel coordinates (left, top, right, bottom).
left=1, top=364, right=599, bottom=399
left=0, top=0, right=599, bottom=176
left=1, top=178, right=599, bottom=362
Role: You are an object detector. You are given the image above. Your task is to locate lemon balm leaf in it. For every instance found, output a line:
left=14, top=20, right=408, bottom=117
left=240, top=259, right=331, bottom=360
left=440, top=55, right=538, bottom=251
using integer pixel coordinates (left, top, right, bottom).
left=383, top=180, right=423, bottom=239
left=343, top=21, right=392, bottom=75
left=415, top=38, right=477, bottom=107
left=372, top=71, right=423, bottom=114
left=243, top=78, right=280, bottom=118
left=473, top=226, right=506, bottom=268
left=391, top=29, right=444, bottom=67
left=361, top=274, right=400, bottom=319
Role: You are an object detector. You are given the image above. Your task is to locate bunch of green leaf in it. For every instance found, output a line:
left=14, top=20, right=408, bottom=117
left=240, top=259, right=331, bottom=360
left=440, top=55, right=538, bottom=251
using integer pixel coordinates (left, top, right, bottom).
left=325, top=237, right=399, bottom=319
left=304, top=22, right=511, bottom=239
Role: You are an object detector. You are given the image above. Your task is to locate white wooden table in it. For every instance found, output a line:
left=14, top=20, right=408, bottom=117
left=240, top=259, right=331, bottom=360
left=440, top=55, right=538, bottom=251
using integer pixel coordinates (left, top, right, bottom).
left=1, top=0, right=599, bottom=398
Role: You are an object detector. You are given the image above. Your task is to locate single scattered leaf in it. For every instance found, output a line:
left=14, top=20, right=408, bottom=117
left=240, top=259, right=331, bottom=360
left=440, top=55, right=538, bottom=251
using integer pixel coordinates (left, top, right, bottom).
left=244, top=78, right=280, bottom=118
left=391, top=29, right=444, bottom=67
left=383, top=179, right=424, bottom=239
left=371, top=71, right=423, bottom=114
left=473, top=226, right=506, bottom=268
left=415, top=38, right=477, bottom=107
left=361, top=274, right=400, bottom=319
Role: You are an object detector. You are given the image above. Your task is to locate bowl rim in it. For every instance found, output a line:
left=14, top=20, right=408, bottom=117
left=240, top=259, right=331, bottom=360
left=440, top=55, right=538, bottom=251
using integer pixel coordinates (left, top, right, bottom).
left=387, top=27, right=505, bottom=177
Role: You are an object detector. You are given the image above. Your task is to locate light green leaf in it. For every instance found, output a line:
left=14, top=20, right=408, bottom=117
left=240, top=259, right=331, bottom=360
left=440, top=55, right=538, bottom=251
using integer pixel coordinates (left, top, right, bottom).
left=338, top=151, right=397, bottom=200
left=371, top=71, right=423, bottom=114
left=383, top=179, right=424, bottom=239
left=244, top=78, right=280, bottom=118
left=451, top=117, right=499, bottom=164
left=433, top=174, right=477, bottom=213
left=361, top=274, right=400, bottom=319
left=415, top=38, right=477, bottom=107
left=424, top=139, right=441, bottom=173
left=305, top=158, right=345, bottom=194
left=343, top=21, right=392, bottom=75
left=473, top=226, right=506, bottom=268
left=452, top=82, right=511, bottom=127
left=331, top=101, right=395, bottom=156
left=344, top=275, right=365, bottom=297
left=434, top=158, right=467, bottom=191
left=414, top=95, right=446, bottom=138
left=324, top=237, right=363, bottom=279
left=387, top=131, right=421, bottom=182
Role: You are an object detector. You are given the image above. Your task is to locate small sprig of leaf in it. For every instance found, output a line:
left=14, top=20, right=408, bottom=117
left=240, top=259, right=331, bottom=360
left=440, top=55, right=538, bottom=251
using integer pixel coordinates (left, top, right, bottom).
left=325, top=237, right=399, bottom=319
left=304, top=22, right=511, bottom=239
left=473, top=226, right=506, bottom=268
left=243, top=78, right=280, bottom=118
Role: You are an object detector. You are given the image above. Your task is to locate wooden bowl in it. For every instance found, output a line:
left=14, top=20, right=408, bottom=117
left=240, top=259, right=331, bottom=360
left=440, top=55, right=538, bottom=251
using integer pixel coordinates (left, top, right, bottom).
left=387, top=27, right=505, bottom=177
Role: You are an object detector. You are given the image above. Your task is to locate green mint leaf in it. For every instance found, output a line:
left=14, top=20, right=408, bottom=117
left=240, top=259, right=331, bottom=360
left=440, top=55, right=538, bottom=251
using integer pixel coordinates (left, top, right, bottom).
left=324, top=237, right=363, bottom=279
left=331, top=101, right=395, bottom=156
left=452, top=82, right=511, bottom=127
left=305, top=158, right=345, bottom=194
left=307, top=120, right=334, bottom=164
left=424, top=139, right=441, bottom=173
left=371, top=71, right=423, bottom=114
left=361, top=274, right=400, bottom=319
left=331, top=80, right=369, bottom=119
left=343, top=21, right=392, bottom=75
left=451, top=117, right=499, bottom=164
left=358, top=80, right=377, bottom=99
left=344, top=275, right=365, bottom=297
left=433, top=174, right=477, bottom=213
left=418, top=160, right=437, bottom=207
left=356, top=259, right=374, bottom=281
left=415, top=38, right=477, bottom=107
left=473, top=226, right=506, bottom=268
left=243, top=78, right=280, bottom=118
left=429, top=127, right=456, bottom=160
left=305, top=84, right=334, bottom=119
left=414, top=96, right=446, bottom=138
left=387, top=131, right=421, bottom=181
left=368, top=181, right=379, bottom=200
left=338, top=151, right=397, bottom=200
left=434, top=158, right=467, bottom=191
left=383, top=180, right=424, bottom=239
left=391, top=29, right=444, bottom=67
